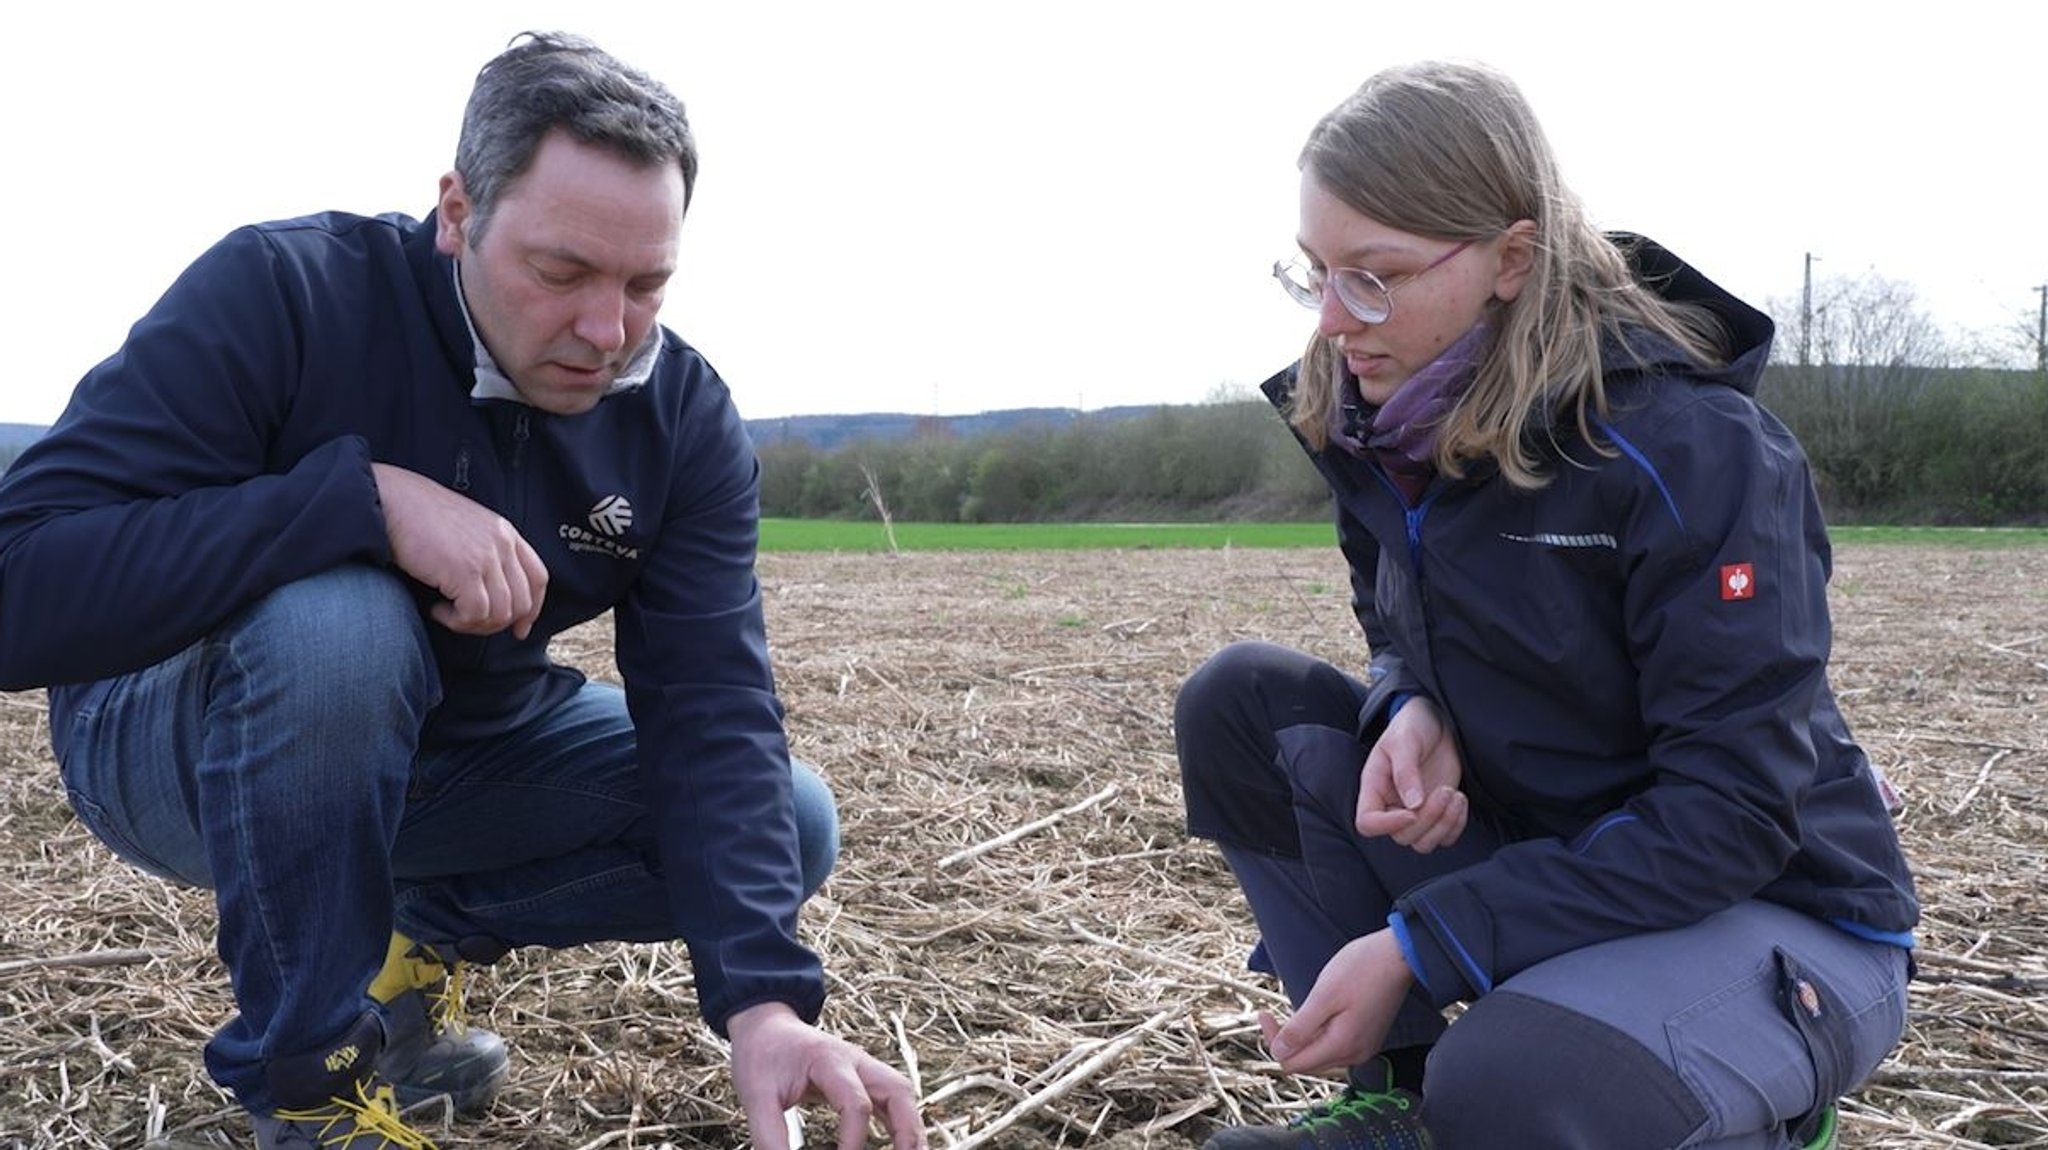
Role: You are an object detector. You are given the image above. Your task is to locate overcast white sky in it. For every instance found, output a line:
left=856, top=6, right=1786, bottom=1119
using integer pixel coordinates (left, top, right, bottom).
left=4, top=2, right=2040, bottom=426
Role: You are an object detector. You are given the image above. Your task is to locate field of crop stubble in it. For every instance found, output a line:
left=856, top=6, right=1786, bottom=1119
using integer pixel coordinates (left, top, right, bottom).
left=3, top=544, right=2046, bottom=1148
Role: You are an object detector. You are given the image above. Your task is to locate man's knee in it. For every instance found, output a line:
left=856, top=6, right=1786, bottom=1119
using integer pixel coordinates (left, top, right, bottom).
left=1423, top=991, right=1708, bottom=1148
left=791, top=759, right=839, bottom=898
left=224, top=565, right=437, bottom=717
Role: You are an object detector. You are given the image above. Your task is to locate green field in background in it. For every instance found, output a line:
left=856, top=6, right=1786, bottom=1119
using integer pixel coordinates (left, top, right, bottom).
left=760, top=520, right=2048, bottom=553
left=758, top=519, right=1337, bottom=552
left=1829, top=525, right=2048, bottom=548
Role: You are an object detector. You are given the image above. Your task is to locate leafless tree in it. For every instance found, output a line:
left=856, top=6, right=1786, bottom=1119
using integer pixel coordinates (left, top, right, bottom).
left=1762, top=273, right=1955, bottom=511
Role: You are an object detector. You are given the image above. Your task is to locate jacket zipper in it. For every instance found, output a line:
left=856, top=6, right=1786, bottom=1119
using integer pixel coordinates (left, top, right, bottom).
left=474, top=409, right=533, bottom=666
left=508, top=409, right=532, bottom=546
left=1363, top=461, right=1430, bottom=576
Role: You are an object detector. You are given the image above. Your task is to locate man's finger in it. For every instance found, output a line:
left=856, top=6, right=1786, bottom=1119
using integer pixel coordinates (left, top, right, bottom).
left=868, top=1067, right=928, bottom=1150
left=730, top=1060, right=799, bottom=1150
left=742, top=1100, right=792, bottom=1150
left=806, top=1060, right=877, bottom=1150
left=511, top=538, right=550, bottom=639
left=478, top=557, right=514, bottom=630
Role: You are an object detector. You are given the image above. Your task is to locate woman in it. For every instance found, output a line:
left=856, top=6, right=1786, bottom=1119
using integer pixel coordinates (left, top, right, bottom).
left=1177, top=61, right=1916, bottom=1150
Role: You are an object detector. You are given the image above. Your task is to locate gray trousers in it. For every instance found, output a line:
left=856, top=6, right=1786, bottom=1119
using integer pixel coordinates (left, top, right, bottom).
left=1177, top=641, right=1911, bottom=1149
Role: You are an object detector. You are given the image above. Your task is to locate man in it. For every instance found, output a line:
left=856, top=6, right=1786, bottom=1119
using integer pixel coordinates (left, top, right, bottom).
left=0, top=32, right=923, bottom=1150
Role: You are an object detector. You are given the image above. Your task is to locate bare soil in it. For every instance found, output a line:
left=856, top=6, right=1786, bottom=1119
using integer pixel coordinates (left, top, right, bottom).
left=3, top=545, right=2044, bottom=1148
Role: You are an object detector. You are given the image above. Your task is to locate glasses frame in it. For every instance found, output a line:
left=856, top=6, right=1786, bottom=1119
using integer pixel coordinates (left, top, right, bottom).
left=1274, top=238, right=1476, bottom=324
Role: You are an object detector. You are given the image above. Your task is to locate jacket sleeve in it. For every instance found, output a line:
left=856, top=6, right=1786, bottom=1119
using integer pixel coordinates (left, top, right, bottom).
left=1393, top=387, right=1833, bottom=1007
left=611, top=365, right=824, bottom=1035
left=0, top=228, right=390, bottom=690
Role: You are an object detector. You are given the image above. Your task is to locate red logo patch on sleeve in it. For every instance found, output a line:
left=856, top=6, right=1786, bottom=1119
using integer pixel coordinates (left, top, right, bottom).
left=1721, top=563, right=1755, bottom=601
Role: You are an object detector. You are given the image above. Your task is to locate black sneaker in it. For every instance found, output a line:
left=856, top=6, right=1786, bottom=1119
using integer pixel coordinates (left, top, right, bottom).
left=1204, top=1084, right=1431, bottom=1150
left=368, top=932, right=510, bottom=1116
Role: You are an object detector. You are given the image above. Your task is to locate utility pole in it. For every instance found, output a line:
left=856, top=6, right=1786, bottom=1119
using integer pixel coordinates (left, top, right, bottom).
left=1800, top=253, right=1818, bottom=367
left=2035, top=284, right=2046, bottom=375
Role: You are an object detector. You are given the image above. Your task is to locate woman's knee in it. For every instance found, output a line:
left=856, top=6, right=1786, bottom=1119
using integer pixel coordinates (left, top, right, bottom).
left=1177, top=642, right=1367, bottom=842
left=1422, top=991, right=1708, bottom=1148
left=1176, top=641, right=1368, bottom=751
left=1176, top=642, right=1294, bottom=744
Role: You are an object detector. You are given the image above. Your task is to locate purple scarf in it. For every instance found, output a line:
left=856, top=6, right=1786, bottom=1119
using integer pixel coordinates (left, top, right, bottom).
left=1326, top=323, right=1489, bottom=503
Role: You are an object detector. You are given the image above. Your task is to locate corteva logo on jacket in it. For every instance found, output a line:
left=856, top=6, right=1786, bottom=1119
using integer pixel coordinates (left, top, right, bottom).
left=559, top=495, right=642, bottom=560
left=589, top=494, right=633, bottom=536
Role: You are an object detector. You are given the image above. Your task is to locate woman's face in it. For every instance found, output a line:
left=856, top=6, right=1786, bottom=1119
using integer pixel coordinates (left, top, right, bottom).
left=1295, top=173, right=1528, bottom=405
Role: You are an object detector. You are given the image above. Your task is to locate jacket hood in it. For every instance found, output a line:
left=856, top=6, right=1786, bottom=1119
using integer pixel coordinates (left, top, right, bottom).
left=1607, top=232, right=1775, bottom=398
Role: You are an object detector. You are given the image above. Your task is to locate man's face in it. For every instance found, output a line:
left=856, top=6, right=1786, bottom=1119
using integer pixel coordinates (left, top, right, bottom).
left=435, top=131, right=686, bottom=416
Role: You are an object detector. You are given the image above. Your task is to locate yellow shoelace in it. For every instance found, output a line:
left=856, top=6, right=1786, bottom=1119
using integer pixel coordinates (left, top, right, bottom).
left=429, top=961, right=470, bottom=1036
left=272, top=1082, right=439, bottom=1149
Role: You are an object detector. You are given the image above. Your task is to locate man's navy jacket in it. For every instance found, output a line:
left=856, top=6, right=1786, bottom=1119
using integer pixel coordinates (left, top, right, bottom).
left=0, top=210, right=822, bottom=1032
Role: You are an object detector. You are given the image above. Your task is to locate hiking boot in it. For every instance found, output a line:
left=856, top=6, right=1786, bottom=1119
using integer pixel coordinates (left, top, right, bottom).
left=1203, top=1083, right=1431, bottom=1149
left=254, top=1080, right=439, bottom=1150
left=252, top=1012, right=439, bottom=1149
left=368, top=932, right=510, bottom=1117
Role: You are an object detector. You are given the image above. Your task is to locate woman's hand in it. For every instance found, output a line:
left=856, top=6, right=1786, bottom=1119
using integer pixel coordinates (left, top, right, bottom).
left=1259, top=931, right=1414, bottom=1074
left=1357, top=695, right=1467, bottom=852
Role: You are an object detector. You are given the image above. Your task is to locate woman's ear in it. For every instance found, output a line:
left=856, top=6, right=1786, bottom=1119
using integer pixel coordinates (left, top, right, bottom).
left=1491, top=219, right=1539, bottom=303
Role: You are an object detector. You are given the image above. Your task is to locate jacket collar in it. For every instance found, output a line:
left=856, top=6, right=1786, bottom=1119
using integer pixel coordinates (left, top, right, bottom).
left=405, top=210, right=476, bottom=387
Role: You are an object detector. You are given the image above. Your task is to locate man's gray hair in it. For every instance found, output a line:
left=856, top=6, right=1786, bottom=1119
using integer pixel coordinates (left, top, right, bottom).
left=455, top=31, right=696, bottom=243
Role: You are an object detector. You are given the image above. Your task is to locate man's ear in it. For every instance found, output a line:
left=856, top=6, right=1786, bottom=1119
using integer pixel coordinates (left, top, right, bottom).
left=1492, top=218, right=1539, bottom=303
left=434, top=171, right=471, bottom=257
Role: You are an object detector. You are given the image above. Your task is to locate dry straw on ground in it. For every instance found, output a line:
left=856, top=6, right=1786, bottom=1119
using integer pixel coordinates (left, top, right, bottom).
left=3, top=545, right=2044, bottom=1149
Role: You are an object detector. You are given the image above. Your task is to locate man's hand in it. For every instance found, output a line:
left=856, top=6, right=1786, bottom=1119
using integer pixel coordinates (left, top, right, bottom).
left=371, top=463, right=548, bottom=638
left=1356, top=695, right=1467, bottom=851
left=1258, top=930, right=1413, bottom=1075
left=726, top=1002, right=926, bottom=1150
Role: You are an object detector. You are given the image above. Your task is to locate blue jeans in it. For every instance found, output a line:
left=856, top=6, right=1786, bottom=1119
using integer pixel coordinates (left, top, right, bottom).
left=55, top=565, right=839, bottom=1112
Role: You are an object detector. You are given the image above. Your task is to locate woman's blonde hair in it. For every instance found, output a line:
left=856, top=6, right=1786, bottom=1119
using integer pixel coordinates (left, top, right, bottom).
left=1291, top=61, right=1725, bottom=487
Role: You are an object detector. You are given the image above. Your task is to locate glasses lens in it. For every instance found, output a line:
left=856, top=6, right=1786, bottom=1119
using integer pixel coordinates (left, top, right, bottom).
left=1331, top=269, right=1391, bottom=323
left=1273, top=258, right=1321, bottom=308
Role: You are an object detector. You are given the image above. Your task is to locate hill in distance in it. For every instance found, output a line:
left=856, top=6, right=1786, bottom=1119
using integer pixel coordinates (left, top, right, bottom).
left=1, top=405, right=1179, bottom=458
left=742, top=404, right=1163, bottom=451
